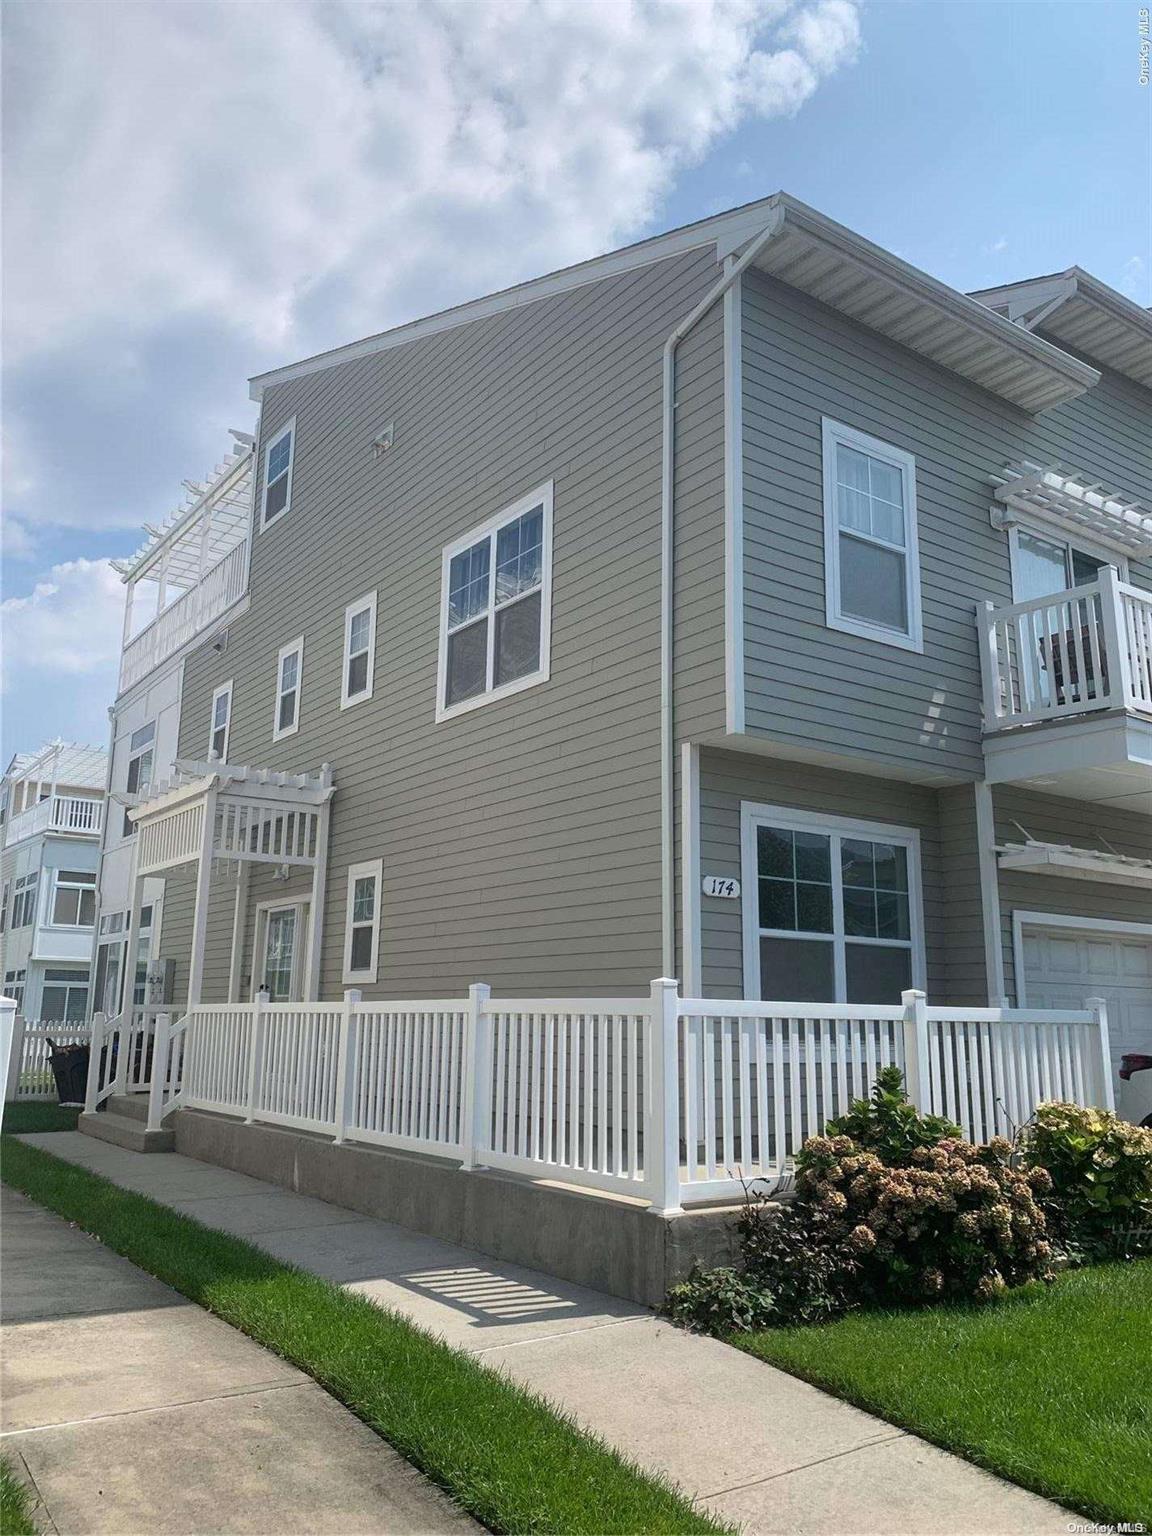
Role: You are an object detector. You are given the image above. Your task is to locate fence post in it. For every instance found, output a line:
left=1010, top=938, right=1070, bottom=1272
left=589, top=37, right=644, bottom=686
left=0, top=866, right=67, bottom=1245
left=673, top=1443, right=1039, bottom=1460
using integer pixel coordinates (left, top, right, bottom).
left=333, top=989, right=361, bottom=1144
left=245, top=989, right=269, bottom=1125
left=0, top=998, right=19, bottom=1128
left=146, top=1013, right=171, bottom=1132
left=460, top=983, right=491, bottom=1170
left=647, top=978, right=682, bottom=1215
left=901, top=990, right=930, bottom=1112
left=1097, top=566, right=1132, bottom=709
left=84, top=1013, right=106, bottom=1113
left=977, top=600, right=1003, bottom=728
left=1086, top=997, right=1115, bottom=1111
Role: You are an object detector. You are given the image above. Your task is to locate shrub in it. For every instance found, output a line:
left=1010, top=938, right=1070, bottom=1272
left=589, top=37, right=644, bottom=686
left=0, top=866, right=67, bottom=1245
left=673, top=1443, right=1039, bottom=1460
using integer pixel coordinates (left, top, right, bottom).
left=664, top=1264, right=780, bottom=1334
left=737, top=1194, right=854, bottom=1325
left=823, top=1065, right=960, bottom=1164
left=1020, top=1103, right=1152, bottom=1259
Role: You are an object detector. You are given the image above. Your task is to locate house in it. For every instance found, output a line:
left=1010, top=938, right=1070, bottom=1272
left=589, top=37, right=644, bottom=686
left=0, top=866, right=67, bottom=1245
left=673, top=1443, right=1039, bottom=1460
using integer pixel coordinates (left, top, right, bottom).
left=76, top=194, right=1150, bottom=1293
left=0, top=743, right=108, bottom=1021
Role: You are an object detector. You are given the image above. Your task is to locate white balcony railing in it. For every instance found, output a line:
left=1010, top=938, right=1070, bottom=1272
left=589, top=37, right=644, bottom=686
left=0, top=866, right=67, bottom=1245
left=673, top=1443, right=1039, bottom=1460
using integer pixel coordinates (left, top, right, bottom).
left=4, top=793, right=103, bottom=847
left=979, top=566, right=1152, bottom=731
left=120, top=538, right=247, bottom=693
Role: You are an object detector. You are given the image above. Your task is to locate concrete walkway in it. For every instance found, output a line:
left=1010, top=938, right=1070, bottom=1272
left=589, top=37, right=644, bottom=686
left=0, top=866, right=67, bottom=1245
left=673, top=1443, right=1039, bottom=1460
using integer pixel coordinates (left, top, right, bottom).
left=0, top=1182, right=476, bottom=1535
left=15, top=1132, right=1073, bottom=1535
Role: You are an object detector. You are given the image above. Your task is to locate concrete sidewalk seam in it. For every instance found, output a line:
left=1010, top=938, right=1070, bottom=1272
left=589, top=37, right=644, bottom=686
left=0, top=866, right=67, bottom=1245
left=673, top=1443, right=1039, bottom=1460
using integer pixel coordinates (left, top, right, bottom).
left=470, top=1313, right=649, bottom=1353
left=699, top=1429, right=909, bottom=1499
left=0, top=1379, right=311, bottom=1438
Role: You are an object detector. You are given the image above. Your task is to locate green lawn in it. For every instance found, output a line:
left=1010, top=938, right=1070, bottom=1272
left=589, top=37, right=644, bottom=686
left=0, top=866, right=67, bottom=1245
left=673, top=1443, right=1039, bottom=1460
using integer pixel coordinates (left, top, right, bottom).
left=2, top=1103, right=80, bottom=1135
left=734, top=1262, right=1152, bottom=1526
left=1, top=1458, right=38, bottom=1536
left=1, top=1136, right=727, bottom=1536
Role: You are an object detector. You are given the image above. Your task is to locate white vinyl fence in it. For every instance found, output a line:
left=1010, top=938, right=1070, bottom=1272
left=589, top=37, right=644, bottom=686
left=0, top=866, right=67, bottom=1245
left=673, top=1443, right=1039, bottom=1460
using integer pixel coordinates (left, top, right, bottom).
left=4, top=1018, right=94, bottom=1102
left=70, top=980, right=1116, bottom=1211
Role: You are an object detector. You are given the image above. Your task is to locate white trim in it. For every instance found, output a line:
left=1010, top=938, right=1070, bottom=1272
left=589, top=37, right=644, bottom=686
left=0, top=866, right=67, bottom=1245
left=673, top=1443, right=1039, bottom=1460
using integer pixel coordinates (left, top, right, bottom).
left=1006, top=522, right=1129, bottom=602
left=273, top=636, right=304, bottom=740
left=723, top=275, right=745, bottom=735
left=680, top=742, right=701, bottom=995
left=259, top=417, right=296, bottom=531
left=252, top=898, right=309, bottom=1002
left=740, top=801, right=926, bottom=1002
left=435, top=482, right=553, bottom=723
left=47, top=868, right=97, bottom=930
left=1012, top=910, right=1152, bottom=1008
left=340, top=592, right=377, bottom=711
left=973, top=781, right=1006, bottom=1005
left=209, top=679, right=233, bottom=763
left=342, top=858, right=383, bottom=985
left=821, top=418, right=923, bottom=654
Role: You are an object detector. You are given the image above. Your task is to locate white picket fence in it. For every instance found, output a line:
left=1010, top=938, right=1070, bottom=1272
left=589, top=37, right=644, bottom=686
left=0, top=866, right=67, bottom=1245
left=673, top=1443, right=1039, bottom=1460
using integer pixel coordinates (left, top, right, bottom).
left=75, top=981, right=1115, bottom=1211
left=4, top=1019, right=94, bottom=1102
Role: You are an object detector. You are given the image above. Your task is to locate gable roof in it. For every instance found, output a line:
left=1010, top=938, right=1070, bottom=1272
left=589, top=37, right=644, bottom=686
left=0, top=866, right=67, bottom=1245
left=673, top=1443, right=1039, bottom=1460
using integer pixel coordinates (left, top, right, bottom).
left=250, top=193, right=1099, bottom=415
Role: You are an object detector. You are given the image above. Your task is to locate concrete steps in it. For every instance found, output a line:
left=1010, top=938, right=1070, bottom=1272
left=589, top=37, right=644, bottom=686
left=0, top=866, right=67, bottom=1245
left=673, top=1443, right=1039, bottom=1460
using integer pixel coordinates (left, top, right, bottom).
left=78, top=1094, right=174, bottom=1153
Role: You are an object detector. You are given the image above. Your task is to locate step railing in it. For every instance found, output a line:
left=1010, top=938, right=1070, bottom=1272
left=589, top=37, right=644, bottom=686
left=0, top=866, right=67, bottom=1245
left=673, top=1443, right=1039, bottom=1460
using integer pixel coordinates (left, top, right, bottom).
left=142, top=983, right=1115, bottom=1210
left=83, top=1005, right=175, bottom=1112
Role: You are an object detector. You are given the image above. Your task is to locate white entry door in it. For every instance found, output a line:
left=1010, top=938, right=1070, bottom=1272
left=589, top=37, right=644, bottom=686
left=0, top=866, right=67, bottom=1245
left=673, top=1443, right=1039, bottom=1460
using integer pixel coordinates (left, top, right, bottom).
left=255, top=903, right=307, bottom=1001
left=1021, top=922, right=1152, bottom=1074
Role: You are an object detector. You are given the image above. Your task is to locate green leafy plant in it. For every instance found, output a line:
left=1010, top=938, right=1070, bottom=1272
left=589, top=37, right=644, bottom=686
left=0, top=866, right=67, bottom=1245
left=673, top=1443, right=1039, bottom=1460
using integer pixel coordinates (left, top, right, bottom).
left=736, top=1195, right=854, bottom=1324
left=664, top=1264, right=780, bottom=1334
left=1020, top=1103, right=1152, bottom=1259
left=820, top=1065, right=959, bottom=1164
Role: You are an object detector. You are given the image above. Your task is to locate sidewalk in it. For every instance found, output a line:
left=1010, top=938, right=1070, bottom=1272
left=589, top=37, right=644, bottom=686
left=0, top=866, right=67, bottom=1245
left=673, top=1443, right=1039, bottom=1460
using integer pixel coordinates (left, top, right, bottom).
left=16, top=1131, right=1073, bottom=1535
left=0, top=1181, right=476, bottom=1535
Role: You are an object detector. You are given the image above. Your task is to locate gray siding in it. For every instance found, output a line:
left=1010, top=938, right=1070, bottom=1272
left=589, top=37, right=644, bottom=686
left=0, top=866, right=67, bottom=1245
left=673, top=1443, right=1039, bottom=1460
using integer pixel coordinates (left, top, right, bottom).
left=740, top=270, right=1152, bottom=781
left=936, top=785, right=990, bottom=1006
left=992, top=787, right=1152, bottom=1003
left=179, top=246, right=728, bottom=999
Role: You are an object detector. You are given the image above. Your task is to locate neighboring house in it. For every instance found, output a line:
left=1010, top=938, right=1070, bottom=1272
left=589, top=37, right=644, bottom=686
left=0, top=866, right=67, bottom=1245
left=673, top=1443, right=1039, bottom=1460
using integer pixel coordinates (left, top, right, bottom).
left=110, top=193, right=1151, bottom=1075
left=0, top=743, right=107, bottom=1021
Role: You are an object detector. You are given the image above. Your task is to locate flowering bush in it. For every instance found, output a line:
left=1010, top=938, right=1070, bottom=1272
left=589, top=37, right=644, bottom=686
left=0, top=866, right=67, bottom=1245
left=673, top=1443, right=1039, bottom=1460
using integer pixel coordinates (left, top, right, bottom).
left=823, top=1065, right=959, bottom=1164
left=1020, top=1103, right=1152, bottom=1258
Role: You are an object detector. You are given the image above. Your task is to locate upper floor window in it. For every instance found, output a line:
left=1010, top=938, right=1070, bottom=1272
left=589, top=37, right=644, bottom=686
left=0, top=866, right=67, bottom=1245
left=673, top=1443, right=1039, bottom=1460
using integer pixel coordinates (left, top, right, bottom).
left=1009, top=526, right=1121, bottom=602
left=822, top=420, right=922, bottom=653
left=209, top=681, right=233, bottom=762
left=0, top=881, right=8, bottom=932
left=341, top=594, right=376, bottom=710
left=261, top=418, right=295, bottom=529
left=437, top=483, right=553, bottom=721
left=274, top=637, right=304, bottom=739
left=51, top=870, right=96, bottom=927
left=11, top=874, right=37, bottom=929
left=123, top=721, right=156, bottom=836
left=4, top=969, right=25, bottom=1011
left=343, top=858, right=383, bottom=983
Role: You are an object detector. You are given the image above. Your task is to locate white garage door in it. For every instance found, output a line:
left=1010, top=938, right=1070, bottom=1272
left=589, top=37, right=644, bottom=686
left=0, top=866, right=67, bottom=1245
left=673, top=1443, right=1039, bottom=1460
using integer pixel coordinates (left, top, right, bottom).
left=1022, top=925, right=1152, bottom=1074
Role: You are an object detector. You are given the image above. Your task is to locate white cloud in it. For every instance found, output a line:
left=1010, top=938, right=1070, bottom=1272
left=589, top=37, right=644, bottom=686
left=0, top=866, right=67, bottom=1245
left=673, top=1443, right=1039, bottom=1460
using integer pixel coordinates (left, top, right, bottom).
left=1, top=559, right=124, bottom=692
left=983, top=235, right=1009, bottom=256
left=1118, top=254, right=1147, bottom=301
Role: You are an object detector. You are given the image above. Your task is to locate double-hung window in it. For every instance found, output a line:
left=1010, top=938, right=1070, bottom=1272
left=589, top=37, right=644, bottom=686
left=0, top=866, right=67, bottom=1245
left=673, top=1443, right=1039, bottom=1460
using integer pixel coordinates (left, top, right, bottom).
left=123, top=721, right=155, bottom=836
left=343, top=858, right=382, bottom=984
left=41, top=969, right=89, bottom=1022
left=341, top=595, right=376, bottom=709
left=261, top=417, right=295, bottom=528
left=11, top=874, right=38, bottom=928
left=51, top=870, right=96, bottom=927
left=822, top=420, right=922, bottom=652
left=273, top=638, right=304, bottom=739
left=741, top=805, right=924, bottom=1005
left=437, top=483, right=552, bottom=720
left=209, top=681, right=233, bottom=761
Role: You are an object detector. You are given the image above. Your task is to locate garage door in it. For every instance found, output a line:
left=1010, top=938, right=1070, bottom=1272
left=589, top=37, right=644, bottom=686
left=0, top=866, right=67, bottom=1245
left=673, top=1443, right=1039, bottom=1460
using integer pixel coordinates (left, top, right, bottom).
left=1022, top=925, right=1152, bottom=1075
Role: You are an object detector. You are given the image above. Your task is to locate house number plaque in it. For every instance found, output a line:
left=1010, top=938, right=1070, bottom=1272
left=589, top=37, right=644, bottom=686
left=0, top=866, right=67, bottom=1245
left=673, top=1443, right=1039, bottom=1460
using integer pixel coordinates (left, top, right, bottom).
left=702, top=876, right=740, bottom=899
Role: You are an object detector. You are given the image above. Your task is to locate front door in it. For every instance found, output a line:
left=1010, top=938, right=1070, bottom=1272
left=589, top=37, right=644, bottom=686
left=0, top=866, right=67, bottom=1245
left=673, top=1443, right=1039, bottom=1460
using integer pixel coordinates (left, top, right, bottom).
left=258, top=904, right=304, bottom=1000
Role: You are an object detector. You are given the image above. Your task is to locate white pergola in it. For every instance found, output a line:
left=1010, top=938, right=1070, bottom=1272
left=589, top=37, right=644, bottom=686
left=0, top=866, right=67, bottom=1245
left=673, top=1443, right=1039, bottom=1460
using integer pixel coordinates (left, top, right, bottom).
left=121, top=761, right=335, bottom=1009
left=990, top=460, right=1152, bottom=559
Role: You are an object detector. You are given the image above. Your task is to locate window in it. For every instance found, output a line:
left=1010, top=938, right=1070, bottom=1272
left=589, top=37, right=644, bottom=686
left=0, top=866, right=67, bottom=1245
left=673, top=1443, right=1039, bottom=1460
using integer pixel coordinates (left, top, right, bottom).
left=41, top=969, right=89, bottom=1022
left=274, top=637, right=304, bottom=739
left=0, top=881, right=8, bottom=933
left=343, top=858, right=382, bottom=983
left=209, top=681, right=233, bottom=761
left=51, top=870, right=96, bottom=927
left=741, top=805, right=923, bottom=1005
left=341, top=594, right=376, bottom=709
left=123, top=721, right=156, bottom=836
left=437, top=483, right=553, bottom=720
left=11, top=874, right=38, bottom=928
left=261, top=417, right=295, bottom=528
left=4, top=970, right=25, bottom=1011
left=1009, top=526, right=1122, bottom=602
left=822, top=420, right=922, bottom=652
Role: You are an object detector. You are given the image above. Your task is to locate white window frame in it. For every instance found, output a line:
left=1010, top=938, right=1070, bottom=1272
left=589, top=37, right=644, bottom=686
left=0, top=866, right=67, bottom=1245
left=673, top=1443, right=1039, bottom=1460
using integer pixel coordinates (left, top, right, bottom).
left=260, top=416, right=296, bottom=531
left=435, top=481, right=554, bottom=723
left=342, top=858, right=383, bottom=984
left=1006, top=523, right=1129, bottom=601
left=340, top=593, right=377, bottom=710
left=123, top=720, right=156, bottom=837
left=740, top=802, right=926, bottom=1003
left=822, top=419, right=923, bottom=653
left=49, top=869, right=97, bottom=929
left=40, top=968, right=90, bottom=1022
left=273, top=636, right=304, bottom=740
left=209, top=680, right=233, bottom=762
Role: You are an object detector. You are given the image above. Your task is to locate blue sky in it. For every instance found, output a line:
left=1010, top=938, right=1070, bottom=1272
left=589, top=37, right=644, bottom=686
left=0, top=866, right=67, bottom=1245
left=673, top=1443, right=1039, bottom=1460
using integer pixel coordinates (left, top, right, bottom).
left=2, top=0, right=1148, bottom=763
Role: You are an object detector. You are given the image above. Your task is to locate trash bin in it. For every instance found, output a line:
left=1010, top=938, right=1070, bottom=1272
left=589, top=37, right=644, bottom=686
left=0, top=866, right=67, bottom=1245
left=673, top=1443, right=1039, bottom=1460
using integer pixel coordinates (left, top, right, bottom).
left=48, top=1041, right=90, bottom=1106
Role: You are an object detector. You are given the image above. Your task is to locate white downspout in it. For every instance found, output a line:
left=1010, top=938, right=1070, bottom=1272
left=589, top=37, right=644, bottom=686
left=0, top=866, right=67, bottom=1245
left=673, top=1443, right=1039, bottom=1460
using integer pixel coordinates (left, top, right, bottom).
left=659, top=209, right=786, bottom=977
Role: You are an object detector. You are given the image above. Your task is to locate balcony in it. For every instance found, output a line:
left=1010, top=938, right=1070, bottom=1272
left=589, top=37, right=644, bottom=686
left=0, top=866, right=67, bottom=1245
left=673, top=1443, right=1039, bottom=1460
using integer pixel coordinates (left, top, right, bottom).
left=4, top=794, right=104, bottom=848
left=120, top=539, right=247, bottom=692
left=978, top=567, right=1152, bottom=812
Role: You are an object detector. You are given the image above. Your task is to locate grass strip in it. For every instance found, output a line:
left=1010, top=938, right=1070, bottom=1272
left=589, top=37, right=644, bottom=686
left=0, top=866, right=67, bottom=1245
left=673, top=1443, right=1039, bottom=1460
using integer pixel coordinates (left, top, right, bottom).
left=2, top=1104, right=80, bottom=1135
left=1, top=1136, right=728, bottom=1536
left=733, top=1262, right=1152, bottom=1527
left=1, top=1459, right=39, bottom=1536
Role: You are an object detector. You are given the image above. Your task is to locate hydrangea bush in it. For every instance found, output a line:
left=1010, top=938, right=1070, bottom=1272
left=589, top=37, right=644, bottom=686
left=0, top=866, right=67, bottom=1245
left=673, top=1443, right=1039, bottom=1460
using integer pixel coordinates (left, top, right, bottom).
left=1020, top=1102, right=1152, bottom=1258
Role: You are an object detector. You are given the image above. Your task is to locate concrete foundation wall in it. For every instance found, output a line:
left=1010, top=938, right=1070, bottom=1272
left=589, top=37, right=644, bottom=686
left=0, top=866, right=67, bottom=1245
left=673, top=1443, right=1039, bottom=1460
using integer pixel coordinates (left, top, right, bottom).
left=174, top=1108, right=744, bottom=1307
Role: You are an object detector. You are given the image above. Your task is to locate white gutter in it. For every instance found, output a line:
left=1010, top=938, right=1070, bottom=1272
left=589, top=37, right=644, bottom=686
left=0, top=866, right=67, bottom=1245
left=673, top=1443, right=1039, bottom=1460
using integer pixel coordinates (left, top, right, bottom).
left=659, top=209, right=786, bottom=976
